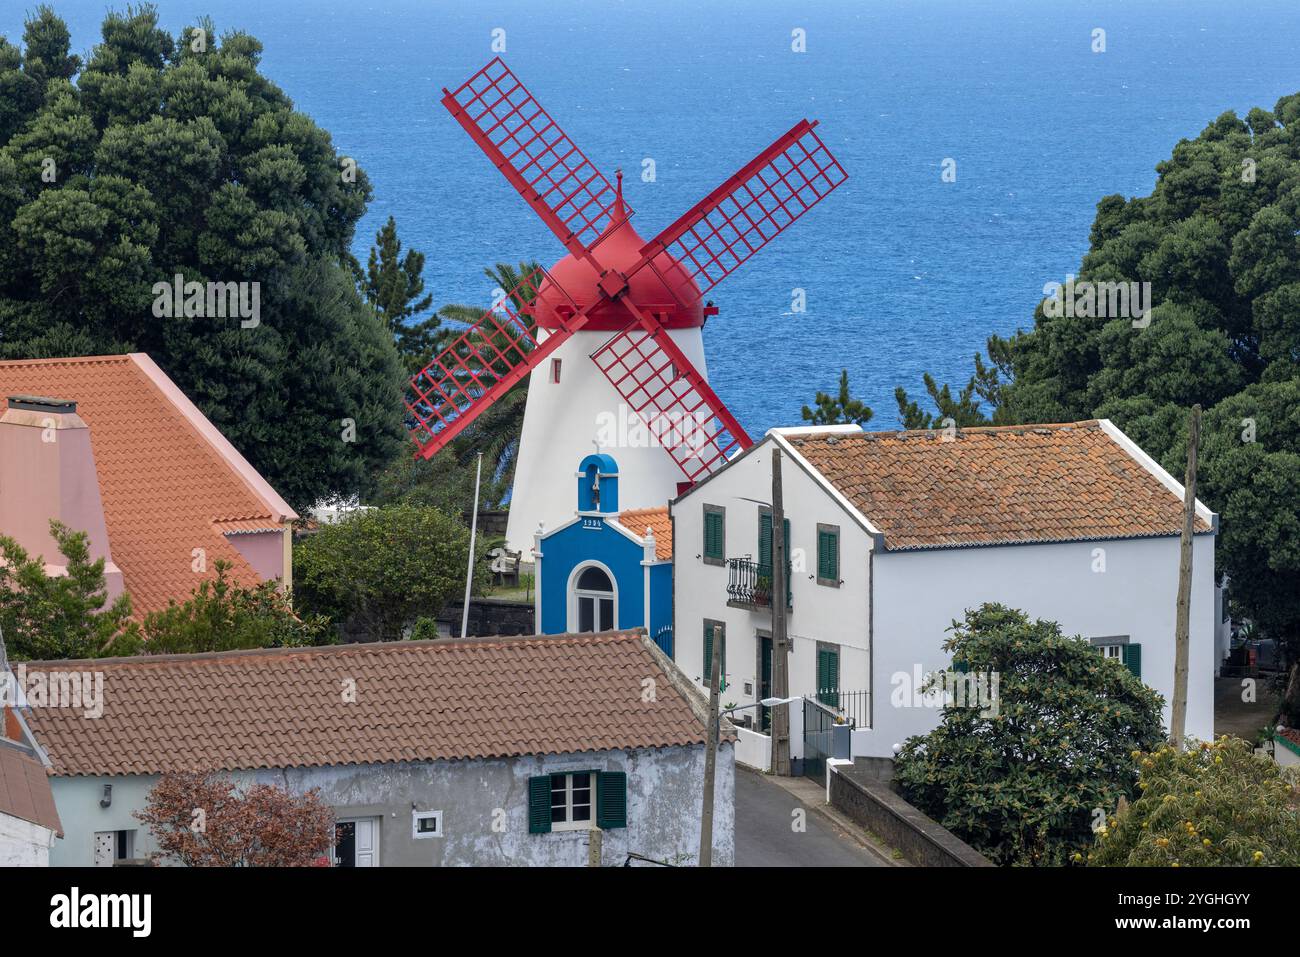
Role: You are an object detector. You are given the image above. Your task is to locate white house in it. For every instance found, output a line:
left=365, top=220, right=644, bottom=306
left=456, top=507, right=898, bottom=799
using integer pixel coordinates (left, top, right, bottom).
left=671, top=420, right=1218, bottom=760
left=16, top=631, right=733, bottom=867
left=0, top=736, right=62, bottom=866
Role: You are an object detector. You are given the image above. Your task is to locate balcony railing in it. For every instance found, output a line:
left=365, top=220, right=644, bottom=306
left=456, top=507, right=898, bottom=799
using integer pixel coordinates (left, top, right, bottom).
left=726, top=557, right=791, bottom=610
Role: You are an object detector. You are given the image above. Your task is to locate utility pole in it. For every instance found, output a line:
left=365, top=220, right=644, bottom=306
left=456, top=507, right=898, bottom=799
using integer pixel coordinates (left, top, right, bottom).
left=771, top=447, right=791, bottom=776
left=461, top=452, right=483, bottom=639
left=699, top=623, right=722, bottom=867
left=1171, top=404, right=1201, bottom=749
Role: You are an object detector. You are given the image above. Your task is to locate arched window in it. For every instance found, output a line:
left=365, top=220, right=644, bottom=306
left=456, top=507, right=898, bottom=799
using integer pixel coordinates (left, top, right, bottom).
left=571, top=564, right=615, bottom=632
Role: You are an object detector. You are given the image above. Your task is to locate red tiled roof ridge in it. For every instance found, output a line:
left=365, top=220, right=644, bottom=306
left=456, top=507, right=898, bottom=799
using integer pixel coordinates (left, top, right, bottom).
left=25, top=628, right=646, bottom=671
left=815, top=420, right=1102, bottom=441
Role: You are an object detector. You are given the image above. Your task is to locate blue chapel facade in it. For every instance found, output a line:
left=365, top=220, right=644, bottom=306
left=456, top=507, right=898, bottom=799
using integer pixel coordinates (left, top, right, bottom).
left=534, top=454, right=674, bottom=656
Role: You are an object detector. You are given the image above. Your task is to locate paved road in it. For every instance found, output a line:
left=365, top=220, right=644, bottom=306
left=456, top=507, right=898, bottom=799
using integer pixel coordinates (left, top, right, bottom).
left=734, top=768, right=887, bottom=867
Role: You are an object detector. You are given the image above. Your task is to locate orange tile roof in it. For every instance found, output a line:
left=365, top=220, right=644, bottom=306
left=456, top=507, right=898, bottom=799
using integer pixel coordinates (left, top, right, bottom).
left=0, top=740, right=62, bottom=835
left=618, top=506, right=672, bottom=559
left=785, top=421, right=1211, bottom=550
left=24, top=631, right=717, bottom=777
left=0, top=355, right=295, bottom=615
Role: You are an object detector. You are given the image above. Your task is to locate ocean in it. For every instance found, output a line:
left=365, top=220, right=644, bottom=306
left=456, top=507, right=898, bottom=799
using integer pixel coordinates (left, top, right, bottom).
left=6, top=0, right=1299, bottom=434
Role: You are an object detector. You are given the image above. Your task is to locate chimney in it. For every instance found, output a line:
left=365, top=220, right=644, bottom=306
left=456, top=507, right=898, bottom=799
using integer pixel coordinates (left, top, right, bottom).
left=0, top=395, right=123, bottom=603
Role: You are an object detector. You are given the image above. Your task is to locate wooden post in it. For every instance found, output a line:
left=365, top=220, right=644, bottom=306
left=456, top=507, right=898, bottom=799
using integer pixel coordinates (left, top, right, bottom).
left=699, top=623, right=722, bottom=867
left=1171, top=404, right=1201, bottom=749
left=771, top=447, right=791, bottom=776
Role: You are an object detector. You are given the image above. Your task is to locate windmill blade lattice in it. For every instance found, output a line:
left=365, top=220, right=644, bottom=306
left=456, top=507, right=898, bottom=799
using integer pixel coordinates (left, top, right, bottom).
left=442, top=58, right=633, bottom=256
left=406, top=267, right=580, bottom=455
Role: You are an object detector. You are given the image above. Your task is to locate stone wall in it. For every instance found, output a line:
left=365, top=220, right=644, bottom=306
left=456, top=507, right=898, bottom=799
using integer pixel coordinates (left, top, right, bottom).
left=829, top=763, right=993, bottom=867
left=440, top=597, right=535, bottom=638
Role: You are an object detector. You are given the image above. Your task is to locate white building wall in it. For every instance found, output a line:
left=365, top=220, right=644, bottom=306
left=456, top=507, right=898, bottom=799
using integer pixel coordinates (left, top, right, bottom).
left=0, top=812, right=57, bottom=866
left=863, top=534, right=1217, bottom=757
left=672, top=437, right=873, bottom=721
left=507, top=327, right=708, bottom=555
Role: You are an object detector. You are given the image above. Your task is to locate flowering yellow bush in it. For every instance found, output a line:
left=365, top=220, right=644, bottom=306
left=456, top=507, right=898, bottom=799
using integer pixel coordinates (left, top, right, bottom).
left=1089, top=736, right=1300, bottom=866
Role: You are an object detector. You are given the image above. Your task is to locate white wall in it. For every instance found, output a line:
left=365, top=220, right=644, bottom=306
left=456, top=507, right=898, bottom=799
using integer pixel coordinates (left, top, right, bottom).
left=673, top=435, right=873, bottom=720
left=864, top=534, right=1217, bottom=757
left=0, top=812, right=57, bottom=866
left=507, top=327, right=709, bottom=554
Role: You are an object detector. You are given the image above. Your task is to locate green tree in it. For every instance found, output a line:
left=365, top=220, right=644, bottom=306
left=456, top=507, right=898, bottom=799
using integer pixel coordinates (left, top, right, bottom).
left=895, top=93, right=1300, bottom=720
left=357, top=215, right=440, bottom=376
left=0, top=521, right=140, bottom=660
left=140, top=561, right=330, bottom=654
left=293, top=505, right=485, bottom=642
left=894, top=604, right=1166, bottom=866
left=801, top=368, right=873, bottom=426
left=1089, top=736, right=1300, bottom=866
left=0, top=7, right=406, bottom=511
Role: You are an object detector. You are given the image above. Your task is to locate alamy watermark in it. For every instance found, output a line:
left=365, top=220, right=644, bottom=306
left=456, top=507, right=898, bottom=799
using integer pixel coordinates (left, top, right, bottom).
left=152, top=274, right=260, bottom=328
left=1, top=664, right=103, bottom=718
left=890, top=664, right=1000, bottom=718
left=1042, top=274, right=1151, bottom=327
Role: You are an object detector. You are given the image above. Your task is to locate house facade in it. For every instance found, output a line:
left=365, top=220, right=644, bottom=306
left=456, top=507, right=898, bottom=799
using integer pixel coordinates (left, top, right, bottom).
left=534, top=453, right=673, bottom=654
left=0, top=737, right=62, bottom=866
left=15, top=631, right=733, bottom=867
left=672, top=420, right=1218, bottom=759
left=0, top=354, right=297, bottom=616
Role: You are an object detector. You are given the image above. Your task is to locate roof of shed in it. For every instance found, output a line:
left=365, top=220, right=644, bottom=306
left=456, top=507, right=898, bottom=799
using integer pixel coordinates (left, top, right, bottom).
left=24, top=631, right=716, bottom=777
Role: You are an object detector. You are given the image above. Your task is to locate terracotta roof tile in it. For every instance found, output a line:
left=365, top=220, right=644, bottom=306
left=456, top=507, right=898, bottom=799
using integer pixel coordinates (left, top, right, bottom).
left=0, top=740, right=62, bottom=835
left=786, top=421, right=1210, bottom=550
left=0, top=354, right=295, bottom=615
left=617, top=506, right=672, bottom=559
left=24, top=631, right=714, bottom=777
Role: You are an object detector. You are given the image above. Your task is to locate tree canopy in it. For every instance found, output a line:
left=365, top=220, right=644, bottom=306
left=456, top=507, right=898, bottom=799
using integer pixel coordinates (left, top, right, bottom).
left=895, top=93, right=1300, bottom=719
left=0, top=6, right=407, bottom=511
left=894, top=604, right=1166, bottom=866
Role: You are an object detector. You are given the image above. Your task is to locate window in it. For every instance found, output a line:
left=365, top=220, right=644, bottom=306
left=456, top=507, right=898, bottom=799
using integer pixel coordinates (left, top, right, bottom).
left=816, top=524, right=840, bottom=586
left=1092, top=637, right=1141, bottom=680
left=411, top=810, right=442, bottom=839
left=817, top=644, right=840, bottom=708
left=572, top=564, right=615, bottom=632
left=703, top=504, right=725, bottom=565
left=703, top=620, right=726, bottom=691
left=549, top=772, right=594, bottom=830
left=551, top=358, right=562, bottom=383
left=528, top=771, right=626, bottom=834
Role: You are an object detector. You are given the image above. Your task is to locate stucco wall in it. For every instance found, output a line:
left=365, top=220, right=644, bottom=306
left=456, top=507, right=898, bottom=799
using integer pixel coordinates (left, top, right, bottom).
left=865, top=534, right=1217, bottom=757
left=48, top=744, right=734, bottom=867
left=538, top=518, right=647, bottom=635
left=0, top=812, right=57, bottom=866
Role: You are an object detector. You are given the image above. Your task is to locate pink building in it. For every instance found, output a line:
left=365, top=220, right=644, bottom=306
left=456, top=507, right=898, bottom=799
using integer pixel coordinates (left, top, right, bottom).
left=0, top=354, right=297, bottom=616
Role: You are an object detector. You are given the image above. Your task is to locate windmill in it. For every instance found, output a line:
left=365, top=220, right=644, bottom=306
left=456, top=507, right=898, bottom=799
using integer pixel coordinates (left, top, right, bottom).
left=406, top=58, right=847, bottom=552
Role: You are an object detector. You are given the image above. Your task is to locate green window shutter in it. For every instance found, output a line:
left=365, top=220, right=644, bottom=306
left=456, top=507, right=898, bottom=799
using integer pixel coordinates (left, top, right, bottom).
left=596, top=771, right=627, bottom=829
left=817, top=530, right=838, bottom=580
left=704, top=511, right=723, bottom=561
left=528, top=775, right=552, bottom=834
left=817, top=649, right=840, bottom=707
left=758, top=512, right=773, bottom=575
left=703, top=626, right=713, bottom=682
left=1122, top=643, right=1142, bottom=679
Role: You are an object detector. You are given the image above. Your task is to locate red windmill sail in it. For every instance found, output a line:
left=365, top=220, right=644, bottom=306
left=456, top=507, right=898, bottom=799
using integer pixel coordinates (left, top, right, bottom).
left=407, top=58, right=847, bottom=485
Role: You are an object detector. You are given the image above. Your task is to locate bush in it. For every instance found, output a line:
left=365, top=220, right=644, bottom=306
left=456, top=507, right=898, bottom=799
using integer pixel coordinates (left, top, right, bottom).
left=1088, top=736, right=1300, bottom=866
left=293, top=505, right=484, bottom=642
left=894, top=604, right=1166, bottom=865
left=0, top=520, right=139, bottom=659
left=141, top=561, right=330, bottom=654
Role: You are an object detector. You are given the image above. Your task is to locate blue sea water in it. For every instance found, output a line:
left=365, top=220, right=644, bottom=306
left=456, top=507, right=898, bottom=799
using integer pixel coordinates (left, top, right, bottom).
left=6, top=0, right=1299, bottom=435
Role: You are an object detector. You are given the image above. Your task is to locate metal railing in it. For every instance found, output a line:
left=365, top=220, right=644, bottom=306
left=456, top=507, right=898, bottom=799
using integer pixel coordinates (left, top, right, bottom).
left=726, top=557, right=791, bottom=609
left=818, top=688, right=869, bottom=729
